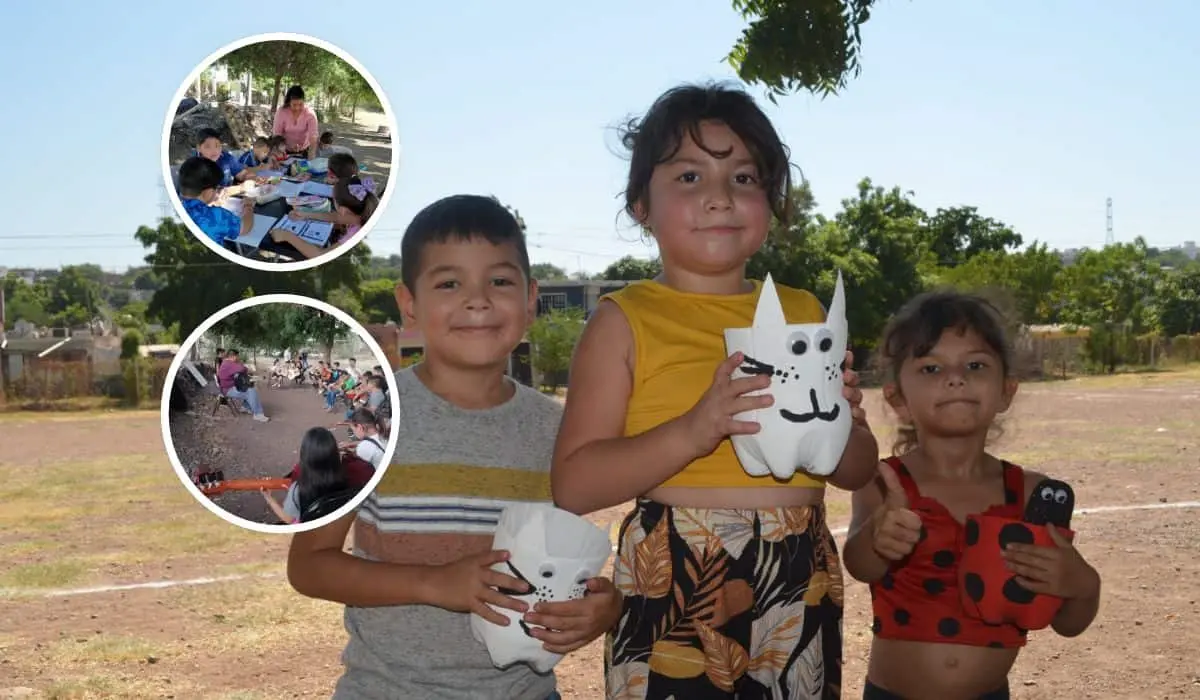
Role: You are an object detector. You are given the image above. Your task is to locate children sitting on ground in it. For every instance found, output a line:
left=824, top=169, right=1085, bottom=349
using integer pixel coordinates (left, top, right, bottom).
left=177, top=157, right=254, bottom=246
left=287, top=194, right=617, bottom=698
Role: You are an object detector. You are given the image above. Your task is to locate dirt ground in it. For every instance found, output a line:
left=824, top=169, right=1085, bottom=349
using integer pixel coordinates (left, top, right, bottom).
left=1, top=369, right=1198, bottom=699
left=168, top=374, right=353, bottom=525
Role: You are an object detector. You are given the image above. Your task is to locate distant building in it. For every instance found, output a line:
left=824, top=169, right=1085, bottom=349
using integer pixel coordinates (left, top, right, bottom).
left=535, top=279, right=631, bottom=318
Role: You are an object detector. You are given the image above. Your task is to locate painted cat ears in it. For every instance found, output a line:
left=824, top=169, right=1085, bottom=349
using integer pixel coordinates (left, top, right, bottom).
left=753, top=271, right=847, bottom=340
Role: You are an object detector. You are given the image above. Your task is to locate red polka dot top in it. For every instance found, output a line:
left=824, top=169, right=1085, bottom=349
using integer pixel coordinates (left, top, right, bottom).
left=868, top=456, right=1029, bottom=648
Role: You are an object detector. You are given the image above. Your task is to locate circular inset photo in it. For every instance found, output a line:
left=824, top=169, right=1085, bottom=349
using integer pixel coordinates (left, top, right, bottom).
left=161, top=294, right=398, bottom=533
left=161, top=33, right=399, bottom=271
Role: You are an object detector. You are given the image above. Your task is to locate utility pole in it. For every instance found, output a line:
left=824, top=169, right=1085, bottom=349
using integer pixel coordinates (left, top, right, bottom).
left=1105, top=197, right=1114, bottom=247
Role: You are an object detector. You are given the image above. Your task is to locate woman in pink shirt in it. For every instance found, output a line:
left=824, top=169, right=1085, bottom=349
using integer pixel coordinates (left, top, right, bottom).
left=272, top=85, right=319, bottom=159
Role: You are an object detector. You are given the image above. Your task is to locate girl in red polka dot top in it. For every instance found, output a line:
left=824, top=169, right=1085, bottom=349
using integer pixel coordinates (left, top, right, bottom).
left=842, top=292, right=1102, bottom=700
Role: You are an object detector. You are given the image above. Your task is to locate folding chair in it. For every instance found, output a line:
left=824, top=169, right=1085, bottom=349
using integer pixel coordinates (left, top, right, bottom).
left=208, top=383, right=241, bottom=417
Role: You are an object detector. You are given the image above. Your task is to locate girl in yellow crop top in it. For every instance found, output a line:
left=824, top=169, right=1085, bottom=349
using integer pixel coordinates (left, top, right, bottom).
left=551, top=82, right=880, bottom=700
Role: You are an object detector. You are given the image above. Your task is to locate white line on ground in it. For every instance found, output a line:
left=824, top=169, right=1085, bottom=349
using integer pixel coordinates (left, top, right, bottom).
left=6, top=500, right=1198, bottom=599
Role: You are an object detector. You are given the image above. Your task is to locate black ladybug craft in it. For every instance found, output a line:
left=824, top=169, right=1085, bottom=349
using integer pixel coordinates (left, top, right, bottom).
left=1022, top=479, right=1075, bottom=529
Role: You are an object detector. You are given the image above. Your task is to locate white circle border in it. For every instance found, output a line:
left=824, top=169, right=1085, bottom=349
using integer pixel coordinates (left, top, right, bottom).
left=159, top=32, right=401, bottom=273
left=159, top=293, right=401, bottom=534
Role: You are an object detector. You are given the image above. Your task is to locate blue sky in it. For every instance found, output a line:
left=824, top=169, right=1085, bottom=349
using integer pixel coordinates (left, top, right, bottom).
left=1, top=0, right=1196, bottom=274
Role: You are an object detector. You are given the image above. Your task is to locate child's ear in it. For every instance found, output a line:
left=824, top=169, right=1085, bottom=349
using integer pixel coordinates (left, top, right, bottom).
left=998, top=377, right=1019, bottom=413
left=882, top=382, right=911, bottom=423
left=525, top=279, right=539, bottom=328
left=395, top=281, right=416, bottom=326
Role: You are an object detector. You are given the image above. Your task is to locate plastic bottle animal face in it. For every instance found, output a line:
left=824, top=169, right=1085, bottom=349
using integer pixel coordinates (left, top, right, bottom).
left=723, top=272, right=852, bottom=479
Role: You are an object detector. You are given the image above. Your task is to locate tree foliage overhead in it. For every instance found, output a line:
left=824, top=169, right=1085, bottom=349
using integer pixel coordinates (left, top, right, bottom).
left=134, top=217, right=369, bottom=339
left=210, top=303, right=350, bottom=358
left=219, top=40, right=380, bottom=117
left=728, top=0, right=878, bottom=99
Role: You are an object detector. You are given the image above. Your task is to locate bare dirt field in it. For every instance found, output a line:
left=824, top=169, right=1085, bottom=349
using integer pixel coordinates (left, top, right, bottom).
left=1, top=368, right=1198, bottom=699
left=168, top=377, right=351, bottom=525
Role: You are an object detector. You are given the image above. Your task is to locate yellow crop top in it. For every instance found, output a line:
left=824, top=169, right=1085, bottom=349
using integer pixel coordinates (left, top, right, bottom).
left=603, top=279, right=828, bottom=489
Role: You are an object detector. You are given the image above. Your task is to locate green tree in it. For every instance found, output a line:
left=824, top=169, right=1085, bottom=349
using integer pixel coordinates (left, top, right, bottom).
left=921, top=206, right=1024, bottom=268
left=1051, top=239, right=1161, bottom=332
left=728, top=0, right=878, bottom=98
left=527, top=307, right=586, bottom=390
left=221, top=41, right=337, bottom=111
left=1157, top=264, right=1200, bottom=336
left=359, top=278, right=400, bottom=324
left=532, top=263, right=569, bottom=281
left=936, top=243, right=1063, bottom=324
left=601, top=256, right=662, bottom=281
left=2, top=274, right=49, bottom=328
left=134, top=217, right=369, bottom=339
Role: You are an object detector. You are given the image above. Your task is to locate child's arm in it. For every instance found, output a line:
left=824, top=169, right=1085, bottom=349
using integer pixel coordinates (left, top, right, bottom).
left=287, top=513, right=533, bottom=623
left=842, top=461, right=922, bottom=583
left=239, top=198, right=255, bottom=236
left=825, top=351, right=880, bottom=491
left=827, top=425, right=880, bottom=491
left=1002, top=470, right=1101, bottom=637
left=261, top=490, right=294, bottom=524
left=551, top=301, right=771, bottom=515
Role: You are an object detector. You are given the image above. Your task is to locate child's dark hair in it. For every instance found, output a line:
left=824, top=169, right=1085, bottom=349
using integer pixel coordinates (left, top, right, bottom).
left=619, top=81, right=793, bottom=225
left=320, top=131, right=334, bottom=145
left=195, top=128, right=222, bottom=147
left=333, top=176, right=379, bottom=223
left=369, top=375, right=385, bottom=390
left=253, top=136, right=269, bottom=147
left=400, top=194, right=531, bottom=293
left=878, top=290, right=1014, bottom=455
left=179, top=156, right=225, bottom=196
left=348, top=407, right=381, bottom=433
left=267, top=135, right=286, bottom=150
left=295, top=427, right=347, bottom=513
left=327, top=153, right=358, bottom=180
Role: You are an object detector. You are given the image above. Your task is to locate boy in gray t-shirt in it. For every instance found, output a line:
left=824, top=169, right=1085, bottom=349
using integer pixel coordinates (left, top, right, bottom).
left=287, top=195, right=622, bottom=699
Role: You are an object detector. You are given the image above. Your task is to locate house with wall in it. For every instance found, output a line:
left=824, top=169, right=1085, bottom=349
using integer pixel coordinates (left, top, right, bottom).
left=364, top=321, right=535, bottom=387
left=535, top=279, right=631, bottom=318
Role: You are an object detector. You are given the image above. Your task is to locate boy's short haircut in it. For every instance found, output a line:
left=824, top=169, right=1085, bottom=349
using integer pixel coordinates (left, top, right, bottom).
left=196, top=128, right=223, bottom=147
left=348, top=408, right=377, bottom=428
left=400, top=195, right=531, bottom=293
left=178, top=156, right=225, bottom=196
left=320, top=131, right=334, bottom=144
left=254, top=136, right=269, bottom=147
left=266, top=135, right=286, bottom=149
left=369, top=375, right=385, bottom=389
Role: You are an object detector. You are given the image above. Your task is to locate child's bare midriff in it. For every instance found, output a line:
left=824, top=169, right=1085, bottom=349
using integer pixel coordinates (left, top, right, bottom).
left=868, top=638, right=1017, bottom=700
left=647, top=484, right=825, bottom=508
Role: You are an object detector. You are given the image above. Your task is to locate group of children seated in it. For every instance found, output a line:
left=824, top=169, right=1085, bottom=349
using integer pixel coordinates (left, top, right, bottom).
left=261, top=406, right=388, bottom=526
left=251, top=352, right=392, bottom=526
left=175, top=128, right=380, bottom=260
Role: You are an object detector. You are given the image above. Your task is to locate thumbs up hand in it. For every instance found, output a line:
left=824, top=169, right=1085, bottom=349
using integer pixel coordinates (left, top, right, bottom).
left=871, top=461, right=924, bottom=561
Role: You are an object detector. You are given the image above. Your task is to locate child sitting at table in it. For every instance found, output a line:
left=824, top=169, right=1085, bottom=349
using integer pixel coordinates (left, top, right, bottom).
left=268, top=173, right=378, bottom=260
left=195, top=128, right=262, bottom=190
left=177, top=157, right=254, bottom=245
left=238, top=137, right=271, bottom=169
left=266, top=135, right=288, bottom=168
left=318, top=130, right=353, bottom=158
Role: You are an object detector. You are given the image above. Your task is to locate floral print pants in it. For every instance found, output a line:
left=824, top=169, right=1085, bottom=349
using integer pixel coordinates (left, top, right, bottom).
left=606, top=499, right=844, bottom=699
